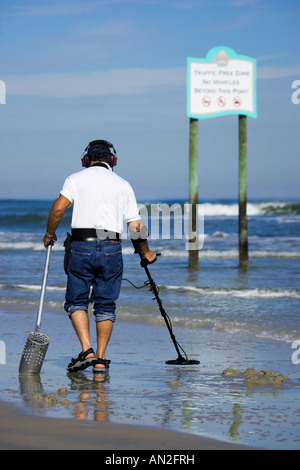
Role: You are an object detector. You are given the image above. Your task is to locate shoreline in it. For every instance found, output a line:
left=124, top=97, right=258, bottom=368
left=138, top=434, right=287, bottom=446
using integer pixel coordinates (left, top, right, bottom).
left=1, top=316, right=299, bottom=449
left=0, top=400, right=253, bottom=450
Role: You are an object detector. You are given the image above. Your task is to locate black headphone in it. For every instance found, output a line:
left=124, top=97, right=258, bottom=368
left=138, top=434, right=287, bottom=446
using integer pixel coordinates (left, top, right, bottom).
left=81, top=140, right=118, bottom=168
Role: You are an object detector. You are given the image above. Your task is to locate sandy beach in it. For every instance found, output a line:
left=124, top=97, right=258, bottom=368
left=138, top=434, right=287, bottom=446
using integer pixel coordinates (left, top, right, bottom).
left=0, top=315, right=299, bottom=450
left=0, top=399, right=252, bottom=450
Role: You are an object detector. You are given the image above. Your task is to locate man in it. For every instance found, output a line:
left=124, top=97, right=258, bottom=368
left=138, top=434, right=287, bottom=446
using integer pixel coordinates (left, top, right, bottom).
left=43, top=139, right=156, bottom=373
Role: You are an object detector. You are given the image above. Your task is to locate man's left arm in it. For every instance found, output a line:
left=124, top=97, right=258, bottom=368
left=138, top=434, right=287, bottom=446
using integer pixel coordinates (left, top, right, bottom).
left=128, top=219, right=157, bottom=264
left=43, top=194, right=71, bottom=248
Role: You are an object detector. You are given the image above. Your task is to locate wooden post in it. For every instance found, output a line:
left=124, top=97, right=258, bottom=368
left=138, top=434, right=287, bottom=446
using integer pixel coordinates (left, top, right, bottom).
left=238, top=115, right=249, bottom=268
left=188, top=118, right=199, bottom=269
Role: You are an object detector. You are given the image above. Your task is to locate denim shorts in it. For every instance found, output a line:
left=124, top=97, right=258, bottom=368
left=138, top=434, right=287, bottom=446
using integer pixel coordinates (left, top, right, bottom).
left=64, top=240, right=123, bottom=323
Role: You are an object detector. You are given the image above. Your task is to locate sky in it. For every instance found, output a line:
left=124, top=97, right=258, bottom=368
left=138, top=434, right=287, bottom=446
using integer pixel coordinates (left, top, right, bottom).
left=0, top=0, right=299, bottom=201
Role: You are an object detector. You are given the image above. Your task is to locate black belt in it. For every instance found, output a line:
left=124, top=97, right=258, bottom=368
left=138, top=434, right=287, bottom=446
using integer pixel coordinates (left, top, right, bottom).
left=71, top=228, right=121, bottom=242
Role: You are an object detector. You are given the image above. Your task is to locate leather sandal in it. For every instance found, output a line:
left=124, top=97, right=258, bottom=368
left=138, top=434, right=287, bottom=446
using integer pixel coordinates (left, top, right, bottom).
left=93, top=358, right=111, bottom=373
left=67, top=348, right=97, bottom=372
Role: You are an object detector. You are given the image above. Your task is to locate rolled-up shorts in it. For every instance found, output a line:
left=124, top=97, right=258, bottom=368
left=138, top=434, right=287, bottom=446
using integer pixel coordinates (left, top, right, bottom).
left=64, top=239, right=123, bottom=323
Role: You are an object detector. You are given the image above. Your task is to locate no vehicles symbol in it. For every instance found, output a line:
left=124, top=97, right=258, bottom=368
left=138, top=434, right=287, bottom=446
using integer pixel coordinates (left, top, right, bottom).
left=202, top=96, right=211, bottom=107
left=217, top=96, right=226, bottom=107
left=233, top=96, right=242, bottom=107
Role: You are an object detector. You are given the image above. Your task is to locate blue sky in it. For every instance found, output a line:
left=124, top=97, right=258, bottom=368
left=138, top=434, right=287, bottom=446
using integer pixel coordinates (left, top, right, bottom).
left=0, top=0, right=299, bottom=200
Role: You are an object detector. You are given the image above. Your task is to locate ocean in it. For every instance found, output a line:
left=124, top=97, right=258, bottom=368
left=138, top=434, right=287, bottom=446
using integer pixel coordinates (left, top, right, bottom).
left=1, top=198, right=299, bottom=343
left=0, top=197, right=300, bottom=449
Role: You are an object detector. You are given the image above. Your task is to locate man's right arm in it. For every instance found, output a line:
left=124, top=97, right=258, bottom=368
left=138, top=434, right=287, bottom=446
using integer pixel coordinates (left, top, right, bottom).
left=43, top=194, right=71, bottom=248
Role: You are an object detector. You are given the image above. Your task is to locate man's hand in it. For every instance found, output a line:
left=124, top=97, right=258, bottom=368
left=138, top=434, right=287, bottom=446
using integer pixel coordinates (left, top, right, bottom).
left=143, top=249, right=157, bottom=264
left=43, top=233, right=57, bottom=248
left=128, top=219, right=158, bottom=263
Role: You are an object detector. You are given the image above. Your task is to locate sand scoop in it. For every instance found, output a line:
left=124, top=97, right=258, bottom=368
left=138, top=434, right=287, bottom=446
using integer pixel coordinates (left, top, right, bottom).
left=19, top=244, right=52, bottom=375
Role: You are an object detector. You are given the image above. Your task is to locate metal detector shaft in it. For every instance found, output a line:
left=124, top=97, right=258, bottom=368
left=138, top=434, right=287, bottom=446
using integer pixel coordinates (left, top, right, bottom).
left=134, top=246, right=187, bottom=362
left=132, top=241, right=200, bottom=365
left=36, top=244, right=52, bottom=332
left=141, top=260, right=186, bottom=361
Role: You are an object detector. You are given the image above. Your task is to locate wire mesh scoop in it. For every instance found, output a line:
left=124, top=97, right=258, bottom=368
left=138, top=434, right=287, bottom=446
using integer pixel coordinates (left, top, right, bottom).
left=19, top=244, right=52, bottom=375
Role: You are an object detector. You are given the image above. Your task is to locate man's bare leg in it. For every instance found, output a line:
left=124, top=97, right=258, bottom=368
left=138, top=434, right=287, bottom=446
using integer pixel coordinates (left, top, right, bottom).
left=94, top=319, right=113, bottom=369
left=70, top=310, right=94, bottom=359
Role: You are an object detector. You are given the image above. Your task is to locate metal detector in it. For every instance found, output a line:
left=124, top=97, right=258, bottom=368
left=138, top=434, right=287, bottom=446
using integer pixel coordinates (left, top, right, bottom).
left=19, top=244, right=52, bottom=375
left=133, top=244, right=200, bottom=365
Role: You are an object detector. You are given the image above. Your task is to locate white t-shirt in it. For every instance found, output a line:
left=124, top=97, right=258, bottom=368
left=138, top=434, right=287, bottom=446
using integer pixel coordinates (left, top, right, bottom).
left=60, top=165, right=140, bottom=233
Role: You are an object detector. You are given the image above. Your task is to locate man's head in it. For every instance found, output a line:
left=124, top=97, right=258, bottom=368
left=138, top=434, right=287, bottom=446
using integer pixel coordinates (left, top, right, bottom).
left=81, top=140, right=118, bottom=168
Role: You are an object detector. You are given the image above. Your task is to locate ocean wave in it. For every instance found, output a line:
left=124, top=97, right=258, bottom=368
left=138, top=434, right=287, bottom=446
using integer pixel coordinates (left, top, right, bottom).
left=210, top=319, right=296, bottom=343
left=144, top=249, right=300, bottom=259
left=0, top=283, right=65, bottom=293
left=162, top=285, right=300, bottom=299
left=0, top=213, right=72, bottom=228
left=116, top=308, right=297, bottom=343
left=0, top=242, right=298, bottom=259
left=0, top=200, right=299, bottom=229
left=140, top=200, right=300, bottom=216
left=0, top=241, right=65, bottom=251
left=0, top=283, right=297, bottom=344
left=15, top=284, right=65, bottom=291
left=202, top=201, right=300, bottom=217
left=3, top=282, right=299, bottom=299
left=210, top=231, right=230, bottom=238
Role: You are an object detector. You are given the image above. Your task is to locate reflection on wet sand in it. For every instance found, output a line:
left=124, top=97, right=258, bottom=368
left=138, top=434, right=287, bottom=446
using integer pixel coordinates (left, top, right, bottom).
left=19, top=371, right=112, bottom=422
left=67, top=372, right=112, bottom=422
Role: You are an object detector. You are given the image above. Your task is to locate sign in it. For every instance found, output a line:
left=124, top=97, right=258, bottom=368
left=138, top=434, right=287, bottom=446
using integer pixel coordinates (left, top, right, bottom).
left=0, top=80, right=6, bottom=104
left=187, top=46, right=257, bottom=119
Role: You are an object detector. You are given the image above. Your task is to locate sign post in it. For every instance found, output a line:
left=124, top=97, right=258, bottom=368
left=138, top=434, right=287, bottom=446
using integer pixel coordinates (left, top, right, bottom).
left=187, top=46, right=256, bottom=268
left=188, top=117, right=199, bottom=269
left=239, top=115, right=248, bottom=268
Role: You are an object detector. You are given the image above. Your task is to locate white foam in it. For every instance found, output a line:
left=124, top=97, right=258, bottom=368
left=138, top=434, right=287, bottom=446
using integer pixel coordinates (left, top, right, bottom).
left=164, top=285, right=300, bottom=299
left=0, top=242, right=64, bottom=251
left=202, top=201, right=295, bottom=217
left=121, top=248, right=300, bottom=259
left=16, top=284, right=65, bottom=291
left=203, top=202, right=262, bottom=216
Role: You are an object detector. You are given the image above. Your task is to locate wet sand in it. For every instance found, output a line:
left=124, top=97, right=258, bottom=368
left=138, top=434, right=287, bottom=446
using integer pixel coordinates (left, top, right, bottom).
left=0, top=400, right=252, bottom=450
left=1, top=315, right=299, bottom=449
